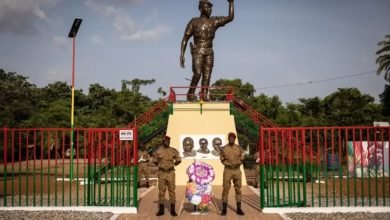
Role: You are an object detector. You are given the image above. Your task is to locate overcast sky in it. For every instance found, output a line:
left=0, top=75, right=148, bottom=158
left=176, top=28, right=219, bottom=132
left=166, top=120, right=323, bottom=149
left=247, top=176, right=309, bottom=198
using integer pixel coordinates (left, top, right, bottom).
left=1, top=0, right=389, bottom=103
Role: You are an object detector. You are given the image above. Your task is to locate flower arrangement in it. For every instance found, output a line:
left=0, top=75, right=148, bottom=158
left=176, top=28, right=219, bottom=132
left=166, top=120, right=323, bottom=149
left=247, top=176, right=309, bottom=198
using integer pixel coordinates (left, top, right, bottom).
left=186, top=161, right=215, bottom=185
left=185, top=161, right=215, bottom=213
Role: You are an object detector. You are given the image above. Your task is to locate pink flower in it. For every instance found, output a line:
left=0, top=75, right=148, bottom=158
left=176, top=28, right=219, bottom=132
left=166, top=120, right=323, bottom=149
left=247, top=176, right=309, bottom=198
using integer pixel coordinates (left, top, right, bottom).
left=186, top=162, right=215, bottom=185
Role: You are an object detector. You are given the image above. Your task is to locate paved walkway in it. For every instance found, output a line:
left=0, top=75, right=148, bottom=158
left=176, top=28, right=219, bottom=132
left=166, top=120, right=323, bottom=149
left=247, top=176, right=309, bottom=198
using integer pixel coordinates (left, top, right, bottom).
left=117, top=186, right=283, bottom=220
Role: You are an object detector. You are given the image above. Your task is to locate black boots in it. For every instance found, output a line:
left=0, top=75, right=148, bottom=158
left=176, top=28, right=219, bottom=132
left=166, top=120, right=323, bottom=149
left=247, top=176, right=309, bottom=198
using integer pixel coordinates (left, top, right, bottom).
left=236, top=202, right=245, bottom=215
left=156, top=204, right=164, bottom=216
left=221, top=202, right=227, bottom=215
left=146, top=182, right=149, bottom=188
left=156, top=204, right=177, bottom=216
left=170, top=203, right=177, bottom=216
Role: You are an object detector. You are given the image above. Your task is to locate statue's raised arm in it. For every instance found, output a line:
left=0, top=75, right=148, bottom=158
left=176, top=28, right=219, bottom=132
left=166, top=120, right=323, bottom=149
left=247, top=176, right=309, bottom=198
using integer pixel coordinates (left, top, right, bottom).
left=224, top=0, right=235, bottom=25
left=180, top=0, right=235, bottom=101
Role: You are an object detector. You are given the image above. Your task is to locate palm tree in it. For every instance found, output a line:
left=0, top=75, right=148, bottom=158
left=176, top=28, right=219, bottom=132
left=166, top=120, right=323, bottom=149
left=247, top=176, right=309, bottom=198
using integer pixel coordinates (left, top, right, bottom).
left=376, top=35, right=390, bottom=82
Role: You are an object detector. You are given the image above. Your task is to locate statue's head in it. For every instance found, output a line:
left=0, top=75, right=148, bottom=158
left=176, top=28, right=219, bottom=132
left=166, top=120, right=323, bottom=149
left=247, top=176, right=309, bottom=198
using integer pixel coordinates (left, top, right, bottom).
left=212, top=137, right=222, bottom=152
left=183, top=137, right=194, bottom=153
left=199, top=138, right=208, bottom=151
left=199, top=0, right=212, bottom=17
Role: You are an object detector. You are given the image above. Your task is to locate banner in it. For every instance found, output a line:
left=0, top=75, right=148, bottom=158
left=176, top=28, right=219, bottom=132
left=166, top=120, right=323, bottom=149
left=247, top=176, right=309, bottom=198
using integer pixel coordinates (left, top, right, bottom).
left=348, top=141, right=389, bottom=177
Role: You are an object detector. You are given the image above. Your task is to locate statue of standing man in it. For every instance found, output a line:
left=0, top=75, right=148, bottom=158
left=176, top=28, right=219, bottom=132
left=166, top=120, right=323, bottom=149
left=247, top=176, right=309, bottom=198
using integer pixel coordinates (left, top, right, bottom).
left=180, top=0, right=234, bottom=101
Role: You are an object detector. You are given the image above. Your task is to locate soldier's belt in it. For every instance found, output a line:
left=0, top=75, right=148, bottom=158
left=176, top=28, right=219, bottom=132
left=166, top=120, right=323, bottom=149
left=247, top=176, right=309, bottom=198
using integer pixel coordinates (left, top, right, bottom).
left=224, top=165, right=240, bottom=169
left=159, top=167, right=175, bottom=172
left=190, top=47, right=213, bottom=56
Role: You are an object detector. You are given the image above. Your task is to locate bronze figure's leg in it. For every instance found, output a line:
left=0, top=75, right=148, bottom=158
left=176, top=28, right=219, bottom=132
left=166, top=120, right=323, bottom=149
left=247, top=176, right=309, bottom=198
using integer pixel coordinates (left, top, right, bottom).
left=201, top=54, right=214, bottom=101
left=188, top=53, right=204, bottom=101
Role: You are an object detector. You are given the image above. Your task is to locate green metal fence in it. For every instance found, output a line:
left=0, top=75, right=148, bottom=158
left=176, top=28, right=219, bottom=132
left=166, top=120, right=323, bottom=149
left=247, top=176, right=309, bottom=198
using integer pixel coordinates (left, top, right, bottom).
left=260, top=126, right=390, bottom=208
left=0, top=128, right=138, bottom=207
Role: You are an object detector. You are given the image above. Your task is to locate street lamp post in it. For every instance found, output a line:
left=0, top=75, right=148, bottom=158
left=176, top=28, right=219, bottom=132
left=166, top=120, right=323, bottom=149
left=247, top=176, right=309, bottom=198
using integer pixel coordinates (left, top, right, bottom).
left=68, top=18, right=82, bottom=180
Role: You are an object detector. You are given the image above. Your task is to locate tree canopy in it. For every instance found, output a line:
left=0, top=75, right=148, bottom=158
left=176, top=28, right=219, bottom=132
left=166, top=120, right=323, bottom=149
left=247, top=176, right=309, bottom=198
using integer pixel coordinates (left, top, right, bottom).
left=376, top=34, right=390, bottom=82
left=0, top=69, right=388, bottom=129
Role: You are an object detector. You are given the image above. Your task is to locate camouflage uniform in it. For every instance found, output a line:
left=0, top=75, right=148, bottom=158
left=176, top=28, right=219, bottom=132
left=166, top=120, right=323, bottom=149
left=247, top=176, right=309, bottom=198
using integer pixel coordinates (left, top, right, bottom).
left=153, top=146, right=182, bottom=204
left=220, top=143, right=245, bottom=203
left=138, top=149, right=150, bottom=185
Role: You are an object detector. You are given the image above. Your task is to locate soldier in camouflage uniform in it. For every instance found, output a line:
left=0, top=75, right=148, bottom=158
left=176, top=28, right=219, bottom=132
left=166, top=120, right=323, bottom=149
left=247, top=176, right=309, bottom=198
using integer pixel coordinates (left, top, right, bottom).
left=220, top=132, right=245, bottom=216
left=137, top=145, right=150, bottom=188
left=152, top=136, right=182, bottom=216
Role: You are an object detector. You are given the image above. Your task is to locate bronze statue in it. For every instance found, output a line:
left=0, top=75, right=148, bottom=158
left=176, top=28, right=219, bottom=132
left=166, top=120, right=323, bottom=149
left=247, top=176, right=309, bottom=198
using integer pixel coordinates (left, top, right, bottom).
left=180, top=0, right=235, bottom=101
left=182, top=137, right=196, bottom=157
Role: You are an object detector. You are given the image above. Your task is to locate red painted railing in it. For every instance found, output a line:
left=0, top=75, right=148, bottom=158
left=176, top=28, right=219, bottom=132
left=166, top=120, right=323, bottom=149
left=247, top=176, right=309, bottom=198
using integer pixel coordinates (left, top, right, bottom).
left=127, top=97, right=169, bottom=128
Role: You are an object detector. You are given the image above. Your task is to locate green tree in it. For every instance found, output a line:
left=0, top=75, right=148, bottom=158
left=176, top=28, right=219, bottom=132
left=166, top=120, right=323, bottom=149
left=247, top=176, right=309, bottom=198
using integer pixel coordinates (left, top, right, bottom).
left=296, top=97, right=327, bottom=126
left=0, top=69, right=40, bottom=127
left=276, top=103, right=302, bottom=126
left=249, top=93, right=283, bottom=120
left=117, top=78, right=155, bottom=125
left=212, top=78, right=255, bottom=101
left=376, top=35, right=390, bottom=82
left=323, top=88, right=382, bottom=126
left=380, top=84, right=390, bottom=117
left=23, top=99, right=70, bottom=127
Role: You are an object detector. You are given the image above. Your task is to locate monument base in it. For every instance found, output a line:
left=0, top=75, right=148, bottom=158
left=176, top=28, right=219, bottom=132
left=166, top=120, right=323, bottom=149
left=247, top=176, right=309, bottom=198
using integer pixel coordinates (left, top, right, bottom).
left=166, top=102, right=247, bottom=186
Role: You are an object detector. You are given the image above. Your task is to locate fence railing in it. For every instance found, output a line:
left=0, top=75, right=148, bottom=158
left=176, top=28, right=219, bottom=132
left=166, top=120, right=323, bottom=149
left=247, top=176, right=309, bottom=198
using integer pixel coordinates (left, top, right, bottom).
left=259, top=126, right=390, bottom=208
left=0, top=128, right=138, bottom=207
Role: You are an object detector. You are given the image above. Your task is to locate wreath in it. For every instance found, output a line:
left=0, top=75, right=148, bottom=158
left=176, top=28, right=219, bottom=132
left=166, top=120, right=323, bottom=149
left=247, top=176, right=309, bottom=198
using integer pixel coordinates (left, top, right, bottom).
left=185, top=161, right=215, bottom=212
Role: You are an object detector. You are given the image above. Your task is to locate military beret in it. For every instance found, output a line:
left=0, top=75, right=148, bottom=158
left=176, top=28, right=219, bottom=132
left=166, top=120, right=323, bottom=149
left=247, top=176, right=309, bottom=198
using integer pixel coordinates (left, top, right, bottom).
left=163, top=135, right=171, bottom=140
left=199, top=0, right=213, bottom=7
left=228, top=132, right=236, bottom=138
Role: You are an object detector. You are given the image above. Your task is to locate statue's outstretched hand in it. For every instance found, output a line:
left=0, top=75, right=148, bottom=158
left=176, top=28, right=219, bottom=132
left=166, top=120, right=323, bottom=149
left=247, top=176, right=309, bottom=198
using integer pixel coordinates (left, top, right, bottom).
left=180, top=55, right=185, bottom=68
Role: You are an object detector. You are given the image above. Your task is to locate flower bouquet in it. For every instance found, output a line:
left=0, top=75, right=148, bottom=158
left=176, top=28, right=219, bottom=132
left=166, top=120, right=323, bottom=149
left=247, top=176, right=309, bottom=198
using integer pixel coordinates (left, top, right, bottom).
left=186, top=161, right=215, bottom=185
left=185, top=161, right=215, bottom=213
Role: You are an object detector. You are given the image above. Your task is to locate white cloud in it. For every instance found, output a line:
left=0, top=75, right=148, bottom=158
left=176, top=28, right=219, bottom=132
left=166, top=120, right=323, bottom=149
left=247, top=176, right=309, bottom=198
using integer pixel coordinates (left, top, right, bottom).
left=53, top=36, right=67, bottom=47
left=0, top=0, right=56, bottom=35
left=85, top=0, right=170, bottom=42
left=91, top=34, right=104, bottom=45
left=121, top=26, right=170, bottom=41
left=45, top=68, right=68, bottom=83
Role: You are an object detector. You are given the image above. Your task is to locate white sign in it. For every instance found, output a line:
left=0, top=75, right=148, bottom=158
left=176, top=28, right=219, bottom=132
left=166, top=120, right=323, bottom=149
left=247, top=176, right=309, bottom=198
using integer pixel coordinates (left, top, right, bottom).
left=373, top=122, right=390, bottom=127
left=119, top=130, right=133, bottom=140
